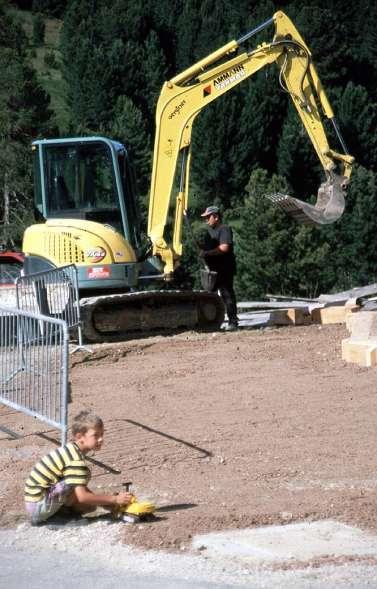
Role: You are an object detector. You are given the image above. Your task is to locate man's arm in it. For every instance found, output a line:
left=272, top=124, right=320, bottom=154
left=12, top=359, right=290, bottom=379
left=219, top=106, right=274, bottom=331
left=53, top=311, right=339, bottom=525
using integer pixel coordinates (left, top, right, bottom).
left=201, top=243, right=230, bottom=256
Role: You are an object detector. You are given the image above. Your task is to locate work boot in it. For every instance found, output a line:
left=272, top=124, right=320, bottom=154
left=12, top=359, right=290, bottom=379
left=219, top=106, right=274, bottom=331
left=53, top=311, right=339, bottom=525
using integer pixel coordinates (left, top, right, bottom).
left=225, top=322, right=238, bottom=331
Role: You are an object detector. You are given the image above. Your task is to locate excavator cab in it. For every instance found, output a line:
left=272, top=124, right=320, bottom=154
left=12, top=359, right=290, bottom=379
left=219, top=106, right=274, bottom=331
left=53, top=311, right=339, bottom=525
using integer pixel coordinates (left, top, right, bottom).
left=32, top=137, right=141, bottom=249
left=24, top=137, right=147, bottom=292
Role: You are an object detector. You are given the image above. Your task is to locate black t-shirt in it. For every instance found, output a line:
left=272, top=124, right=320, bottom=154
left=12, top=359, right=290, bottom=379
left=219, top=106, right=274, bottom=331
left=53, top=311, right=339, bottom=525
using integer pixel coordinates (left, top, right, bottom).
left=203, top=223, right=236, bottom=275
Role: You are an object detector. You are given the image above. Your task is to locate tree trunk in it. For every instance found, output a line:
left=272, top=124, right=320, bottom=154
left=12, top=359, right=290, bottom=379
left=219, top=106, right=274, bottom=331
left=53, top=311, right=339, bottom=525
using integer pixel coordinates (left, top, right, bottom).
left=3, top=173, right=10, bottom=225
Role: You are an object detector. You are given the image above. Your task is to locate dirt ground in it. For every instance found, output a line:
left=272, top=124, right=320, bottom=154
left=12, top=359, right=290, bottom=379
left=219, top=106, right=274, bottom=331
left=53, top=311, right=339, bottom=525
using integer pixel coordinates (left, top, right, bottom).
left=1, top=323, right=377, bottom=555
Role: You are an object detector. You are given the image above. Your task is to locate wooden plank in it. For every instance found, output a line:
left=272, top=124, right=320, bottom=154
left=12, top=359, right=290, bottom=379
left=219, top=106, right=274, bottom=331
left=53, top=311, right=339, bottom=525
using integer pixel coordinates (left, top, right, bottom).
left=267, top=293, right=318, bottom=303
left=237, top=301, right=310, bottom=310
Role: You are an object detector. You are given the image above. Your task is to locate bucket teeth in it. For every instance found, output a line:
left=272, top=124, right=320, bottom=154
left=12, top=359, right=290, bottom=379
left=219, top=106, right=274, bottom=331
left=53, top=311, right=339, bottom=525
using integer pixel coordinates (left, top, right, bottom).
left=264, top=175, right=347, bottom=226
left=264, top=193, right=320, bottom=224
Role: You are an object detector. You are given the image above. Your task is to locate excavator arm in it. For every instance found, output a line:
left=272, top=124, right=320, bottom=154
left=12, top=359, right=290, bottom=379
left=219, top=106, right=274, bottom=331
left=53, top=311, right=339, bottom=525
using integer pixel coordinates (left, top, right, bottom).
left=147, top=11, right=354, bottom=275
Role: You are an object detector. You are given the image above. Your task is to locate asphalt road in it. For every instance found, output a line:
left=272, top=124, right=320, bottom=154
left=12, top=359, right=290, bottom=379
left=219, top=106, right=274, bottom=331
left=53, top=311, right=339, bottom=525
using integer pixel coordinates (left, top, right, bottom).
left=1, top=530, right=377, bottom=589
left=1, top=545, right=239, bottom=589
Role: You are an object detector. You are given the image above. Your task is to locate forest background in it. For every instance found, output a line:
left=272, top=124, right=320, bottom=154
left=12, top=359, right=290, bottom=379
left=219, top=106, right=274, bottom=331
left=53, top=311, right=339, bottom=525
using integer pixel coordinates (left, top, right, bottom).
left=1, top=0, right=376, bottom=300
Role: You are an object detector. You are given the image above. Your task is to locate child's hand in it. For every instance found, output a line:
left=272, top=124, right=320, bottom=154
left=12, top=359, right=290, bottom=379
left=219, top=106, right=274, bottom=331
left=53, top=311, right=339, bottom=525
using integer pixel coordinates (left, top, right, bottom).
left=114, top=492, right=133, bottom=506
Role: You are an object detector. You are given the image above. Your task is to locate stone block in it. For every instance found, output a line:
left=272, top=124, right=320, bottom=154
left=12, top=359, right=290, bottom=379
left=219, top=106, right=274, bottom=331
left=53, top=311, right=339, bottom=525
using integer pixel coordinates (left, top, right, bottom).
left=311, top=305, right=347, bottom=324
left=342, top=337, right=377, bottom=367
left=268, top=308, right=312, bottom=326
left=348, top=310, right=377, bottom=340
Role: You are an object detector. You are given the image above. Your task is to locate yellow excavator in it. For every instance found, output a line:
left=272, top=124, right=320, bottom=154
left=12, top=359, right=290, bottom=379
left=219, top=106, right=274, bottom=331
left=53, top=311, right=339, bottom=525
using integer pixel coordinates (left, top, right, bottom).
left=22, top=11, right=354, bottom=341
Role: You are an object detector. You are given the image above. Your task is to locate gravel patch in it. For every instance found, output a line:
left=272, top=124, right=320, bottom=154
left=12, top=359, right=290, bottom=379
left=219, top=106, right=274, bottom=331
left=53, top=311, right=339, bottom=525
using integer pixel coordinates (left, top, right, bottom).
left=1, top=521, right=377, bottom=588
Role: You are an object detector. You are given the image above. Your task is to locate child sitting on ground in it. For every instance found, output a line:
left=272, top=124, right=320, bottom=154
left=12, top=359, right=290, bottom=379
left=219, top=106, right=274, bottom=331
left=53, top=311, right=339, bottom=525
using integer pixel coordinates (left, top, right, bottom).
left=24, top=410, right=132, bottom=525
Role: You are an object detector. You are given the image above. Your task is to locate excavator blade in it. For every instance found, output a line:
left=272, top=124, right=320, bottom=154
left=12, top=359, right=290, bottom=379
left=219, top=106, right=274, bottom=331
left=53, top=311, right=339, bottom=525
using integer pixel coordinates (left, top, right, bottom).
left=265, top=175, right=347, bottom=226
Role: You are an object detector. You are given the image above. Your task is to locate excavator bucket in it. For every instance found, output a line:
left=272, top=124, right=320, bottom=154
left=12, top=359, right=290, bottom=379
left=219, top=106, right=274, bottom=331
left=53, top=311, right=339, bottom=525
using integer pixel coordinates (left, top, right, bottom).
left=264, top=174, right=347, bottom=226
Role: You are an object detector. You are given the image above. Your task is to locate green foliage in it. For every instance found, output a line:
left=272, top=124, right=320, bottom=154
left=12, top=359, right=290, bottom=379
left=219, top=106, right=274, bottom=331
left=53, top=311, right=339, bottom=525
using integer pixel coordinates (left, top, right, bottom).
left=32, top=12, right=45, bottom=45
left=32, top=0, right=67, bottom=18
left=109, top=95, right=151, bottom=196
left=334, top=83, right=377, bottom=170
left=327, top=165, right=377, bottom=289
left=232, top=168, right=336, bottom=300
left=231, top=163, right=377, bottom=301
left=143, top=30, right=168, bottom=115
left=60, top=0, right=169, bottom=136
left=0, top=2, right=53, bottom=245
left=44, top=49, right=58, bottom=68
left=191, top=97, right=242, bottom=209
left=291, top=6, right=350, bottom=86
left=277, top=103, right=322, bottom=198
left=232, top=169, right=294, bottom=299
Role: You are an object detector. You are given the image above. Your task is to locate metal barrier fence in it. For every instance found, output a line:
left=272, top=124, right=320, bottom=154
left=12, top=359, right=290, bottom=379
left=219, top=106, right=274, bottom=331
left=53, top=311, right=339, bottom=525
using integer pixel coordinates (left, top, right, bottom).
left=15, top=264, right=88, bottom=353
left=0, top=306, right=69, bottom=444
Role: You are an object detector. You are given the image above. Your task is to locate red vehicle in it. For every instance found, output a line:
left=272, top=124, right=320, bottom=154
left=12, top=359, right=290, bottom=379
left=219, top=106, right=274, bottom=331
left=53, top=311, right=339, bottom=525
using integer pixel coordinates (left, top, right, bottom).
left=0, top=250, right=24, bottom=287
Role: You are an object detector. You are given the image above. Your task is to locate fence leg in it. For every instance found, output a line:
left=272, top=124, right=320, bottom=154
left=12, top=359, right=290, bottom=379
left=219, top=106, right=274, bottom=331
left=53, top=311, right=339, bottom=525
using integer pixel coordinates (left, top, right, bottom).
left=69, top=323, right=92, bottom=354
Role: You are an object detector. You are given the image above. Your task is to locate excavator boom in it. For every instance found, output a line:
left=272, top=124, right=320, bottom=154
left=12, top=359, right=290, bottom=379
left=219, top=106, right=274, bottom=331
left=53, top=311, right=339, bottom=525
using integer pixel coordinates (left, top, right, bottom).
left=147, top=11, right=354, bottom=275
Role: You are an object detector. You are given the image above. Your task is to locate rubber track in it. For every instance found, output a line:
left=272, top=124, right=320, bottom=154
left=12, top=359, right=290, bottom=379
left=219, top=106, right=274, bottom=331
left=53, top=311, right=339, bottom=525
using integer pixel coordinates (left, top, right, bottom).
left=80, top=290, right=225, bottom=342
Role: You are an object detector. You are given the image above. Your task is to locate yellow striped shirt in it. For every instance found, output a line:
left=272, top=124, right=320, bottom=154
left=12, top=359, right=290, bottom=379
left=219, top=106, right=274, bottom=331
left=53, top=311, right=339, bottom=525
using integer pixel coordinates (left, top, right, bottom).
left=24, top=442, right=90, bottom=503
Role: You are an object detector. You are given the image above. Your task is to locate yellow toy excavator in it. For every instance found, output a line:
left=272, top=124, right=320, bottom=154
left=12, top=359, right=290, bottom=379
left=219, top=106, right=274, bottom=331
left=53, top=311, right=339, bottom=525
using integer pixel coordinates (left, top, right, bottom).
left=112, top=482, right=156, bottom=524
left=22, top=11, right=354, bottom=341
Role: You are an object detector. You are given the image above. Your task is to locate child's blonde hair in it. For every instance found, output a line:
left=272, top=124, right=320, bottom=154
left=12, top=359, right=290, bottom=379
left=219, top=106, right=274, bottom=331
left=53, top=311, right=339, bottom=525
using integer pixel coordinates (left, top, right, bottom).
left=72, top=410, right=103, bottom=436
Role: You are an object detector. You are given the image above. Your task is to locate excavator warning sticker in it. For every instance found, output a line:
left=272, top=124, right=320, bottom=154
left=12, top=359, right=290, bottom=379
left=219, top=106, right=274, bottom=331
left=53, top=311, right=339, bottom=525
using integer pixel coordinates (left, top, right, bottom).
left=87, top=266, right=111, bottom=279
left=214, top=64, right=245, bottom=91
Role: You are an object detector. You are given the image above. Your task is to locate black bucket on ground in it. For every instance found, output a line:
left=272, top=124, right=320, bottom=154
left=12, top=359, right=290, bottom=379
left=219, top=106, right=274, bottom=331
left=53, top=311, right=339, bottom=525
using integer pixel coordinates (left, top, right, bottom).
left=200, top=268, right=217, bottom=291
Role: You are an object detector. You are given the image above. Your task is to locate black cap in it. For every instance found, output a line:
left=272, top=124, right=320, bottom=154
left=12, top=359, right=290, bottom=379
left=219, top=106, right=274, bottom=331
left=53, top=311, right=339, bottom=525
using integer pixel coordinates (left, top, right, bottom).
left=201, top=205, right=220, bottom=217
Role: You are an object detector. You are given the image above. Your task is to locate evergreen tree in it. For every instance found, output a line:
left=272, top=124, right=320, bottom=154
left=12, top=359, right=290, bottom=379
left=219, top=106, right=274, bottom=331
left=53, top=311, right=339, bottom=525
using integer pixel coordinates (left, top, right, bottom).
left=32, top=0, right=67, bottom=17
left=143, top=30, right=168, bottom=116
left=276, top=102, right=323, bottom=199
left=180, top=0, right=286, bottom=213
left=0, top=0, right=53, bottom=244
left=290, top=6, right=351, bottom=87
left=61, top=0, right=170, bottom=195
left=334, top=83, right=377, bottom=171
left=191, top=96, right=242, bottom=210
left=232, top=168, right=296, bottom=299
left=231, top=165, right=354, bottom=300
left=327, top=165, right=377, bottom=289
left=109, top=95, right=151, bottom=196
left=32, top=13, right=45, bottom=46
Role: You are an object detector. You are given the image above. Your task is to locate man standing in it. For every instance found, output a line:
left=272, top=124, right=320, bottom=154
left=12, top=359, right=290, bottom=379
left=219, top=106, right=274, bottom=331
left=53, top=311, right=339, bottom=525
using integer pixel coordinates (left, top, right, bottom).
left=200, top=205, right=239, bottom=330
